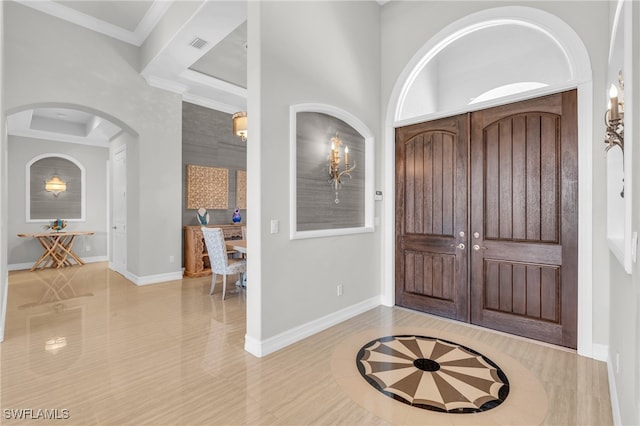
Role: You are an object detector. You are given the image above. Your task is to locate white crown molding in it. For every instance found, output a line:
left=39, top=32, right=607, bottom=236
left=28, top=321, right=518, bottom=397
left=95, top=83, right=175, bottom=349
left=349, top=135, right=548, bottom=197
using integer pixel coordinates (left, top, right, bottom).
left=135, top=0, right=174, bottom=43
left=15, top=0, right=171, bottom=46
left=182, top=93, right=238, bottom=115
left=141, top=0, right=248, bottom=112
left=180, top=69, right=247, bottom=98
left=8, top=127, right=110, bottom=148
left=144, top=75, right=189, bottom=94
left=7, top=110, right=112, bottom=147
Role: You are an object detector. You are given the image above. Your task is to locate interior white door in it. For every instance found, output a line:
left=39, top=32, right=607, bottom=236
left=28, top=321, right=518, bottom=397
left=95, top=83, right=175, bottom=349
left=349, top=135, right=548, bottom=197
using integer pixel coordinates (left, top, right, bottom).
left=111, top=145, right=127, bottom=275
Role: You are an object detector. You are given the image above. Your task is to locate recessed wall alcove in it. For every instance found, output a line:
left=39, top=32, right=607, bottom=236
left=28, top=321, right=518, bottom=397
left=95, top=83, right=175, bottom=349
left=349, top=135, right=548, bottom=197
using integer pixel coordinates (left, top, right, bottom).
left=385, top=6, right=595, bottom=356
left=26, top=153, right=84, bottom=222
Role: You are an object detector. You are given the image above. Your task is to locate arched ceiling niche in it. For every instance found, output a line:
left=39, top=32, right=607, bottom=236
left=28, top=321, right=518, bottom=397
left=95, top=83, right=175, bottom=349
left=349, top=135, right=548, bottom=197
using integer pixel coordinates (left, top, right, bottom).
left=399, top=23, right=573, bottom=120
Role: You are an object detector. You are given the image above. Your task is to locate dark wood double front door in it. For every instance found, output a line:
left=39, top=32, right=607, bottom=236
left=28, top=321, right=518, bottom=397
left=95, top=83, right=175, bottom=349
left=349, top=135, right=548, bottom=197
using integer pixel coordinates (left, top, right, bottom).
left=395, top=91, right=578, bottom=348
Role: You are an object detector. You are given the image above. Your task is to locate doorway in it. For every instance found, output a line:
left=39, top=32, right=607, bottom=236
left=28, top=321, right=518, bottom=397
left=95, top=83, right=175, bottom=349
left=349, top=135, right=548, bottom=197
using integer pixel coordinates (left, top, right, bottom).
left=111, top=145, right=127, bottom=276
left=395, top=90, right=578, bottom=348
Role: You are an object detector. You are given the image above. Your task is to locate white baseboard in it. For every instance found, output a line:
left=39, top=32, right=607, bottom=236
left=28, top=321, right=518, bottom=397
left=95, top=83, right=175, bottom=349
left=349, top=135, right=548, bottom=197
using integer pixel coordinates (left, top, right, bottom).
left=126, top=270, right=183, bottom=286
left=592, top=343, right=608, bottom=362
left=107, top=264, right=183, bottom=286
left=244, top=296, right=381, bottom=358
left=8, top=256, right=108, bottom=271
left=606, top=351, right=622, bottom=425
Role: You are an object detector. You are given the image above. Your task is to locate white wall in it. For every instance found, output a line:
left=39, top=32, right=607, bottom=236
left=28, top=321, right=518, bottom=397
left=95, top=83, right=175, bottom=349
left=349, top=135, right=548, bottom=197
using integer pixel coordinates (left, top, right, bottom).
left=0, top=0, right=8, bottom=341
left=7, top=136, right=108, bottom=268
left=246, top=1, right=382, bottom=352
left=4, top=2, right=183, bottom=280
left=608, top=1, right=640, bottom=424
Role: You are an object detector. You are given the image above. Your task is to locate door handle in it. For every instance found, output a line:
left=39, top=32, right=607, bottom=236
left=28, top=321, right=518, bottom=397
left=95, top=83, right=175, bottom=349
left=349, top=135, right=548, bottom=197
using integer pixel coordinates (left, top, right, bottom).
left=450, top=243, right=465, bottom=250
left=112, top=226, right=117, bottom=230
left=473, top=244, right=487, bottom=251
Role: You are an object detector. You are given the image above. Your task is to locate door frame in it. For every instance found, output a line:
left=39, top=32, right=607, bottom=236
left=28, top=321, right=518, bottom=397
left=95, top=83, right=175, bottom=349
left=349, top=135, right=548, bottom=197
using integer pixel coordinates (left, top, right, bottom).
left=382, top=7, right=595, bottom=358
left=109, top=144, right=127, bottom=276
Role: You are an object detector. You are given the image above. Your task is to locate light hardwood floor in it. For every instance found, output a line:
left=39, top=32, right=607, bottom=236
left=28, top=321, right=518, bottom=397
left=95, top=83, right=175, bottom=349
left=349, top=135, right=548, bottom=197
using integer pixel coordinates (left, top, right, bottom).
left=2, top=263, right=612, bottom=425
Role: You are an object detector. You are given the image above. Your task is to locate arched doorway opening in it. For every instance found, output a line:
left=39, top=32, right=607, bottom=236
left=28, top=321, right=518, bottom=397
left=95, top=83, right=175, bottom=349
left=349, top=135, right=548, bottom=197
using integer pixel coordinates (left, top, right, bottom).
left=1, top=102, right=139, bottom=338
left=383, top=6, right=594, bottom=356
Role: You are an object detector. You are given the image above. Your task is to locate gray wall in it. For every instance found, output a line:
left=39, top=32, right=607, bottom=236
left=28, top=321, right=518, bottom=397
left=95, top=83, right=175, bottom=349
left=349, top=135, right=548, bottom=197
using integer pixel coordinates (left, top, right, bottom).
left=296, top=111, right=365, bottom=231
left=182, top=102, right=247, bottom=229
left=7, top=136, right=108, bottom=267
left=29, top=156, right=82, bottom=220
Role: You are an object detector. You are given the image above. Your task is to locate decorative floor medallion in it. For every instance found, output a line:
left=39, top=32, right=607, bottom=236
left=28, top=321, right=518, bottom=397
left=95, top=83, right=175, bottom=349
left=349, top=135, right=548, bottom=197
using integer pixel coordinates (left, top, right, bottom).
left=356, top=335, right=509, bottom=413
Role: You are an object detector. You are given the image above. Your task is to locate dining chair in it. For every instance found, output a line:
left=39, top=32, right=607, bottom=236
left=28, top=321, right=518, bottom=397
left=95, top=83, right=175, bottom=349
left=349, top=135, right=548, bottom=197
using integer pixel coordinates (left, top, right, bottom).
left=201, top=227, right=246, bottom=299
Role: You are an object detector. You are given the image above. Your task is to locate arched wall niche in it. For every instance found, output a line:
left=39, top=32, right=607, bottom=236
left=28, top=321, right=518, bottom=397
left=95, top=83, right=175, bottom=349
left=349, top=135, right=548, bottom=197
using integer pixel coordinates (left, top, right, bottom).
left=384, top=6, right=595, bottom=357
left=26, top=153, right=85, bottom=222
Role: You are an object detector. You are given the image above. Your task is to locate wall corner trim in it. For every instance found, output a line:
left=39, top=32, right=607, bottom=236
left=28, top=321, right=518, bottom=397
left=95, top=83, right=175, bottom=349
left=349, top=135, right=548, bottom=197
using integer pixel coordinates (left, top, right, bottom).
left=606, top=349, right=622, bottom=425
left=126, top=270, right=184, bottom=286
left=244, top=296, right=382, bottom=358
left=592, top=343, right=609, bottom=362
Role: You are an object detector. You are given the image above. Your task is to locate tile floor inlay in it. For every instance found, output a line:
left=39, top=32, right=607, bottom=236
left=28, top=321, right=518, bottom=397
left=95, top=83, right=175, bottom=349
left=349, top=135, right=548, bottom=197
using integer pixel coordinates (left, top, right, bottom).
left=356, top=335, right=510, bottom=414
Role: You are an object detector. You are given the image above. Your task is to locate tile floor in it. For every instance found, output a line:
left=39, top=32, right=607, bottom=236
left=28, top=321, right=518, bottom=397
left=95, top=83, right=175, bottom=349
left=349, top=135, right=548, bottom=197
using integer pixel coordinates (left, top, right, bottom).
left=1, top=263, right=612, bottom=425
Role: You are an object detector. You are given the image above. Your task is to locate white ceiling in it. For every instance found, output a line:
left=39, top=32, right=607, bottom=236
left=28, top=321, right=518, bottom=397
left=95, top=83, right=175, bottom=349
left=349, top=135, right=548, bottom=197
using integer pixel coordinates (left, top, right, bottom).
left=8, top=0, right=248, bottom=146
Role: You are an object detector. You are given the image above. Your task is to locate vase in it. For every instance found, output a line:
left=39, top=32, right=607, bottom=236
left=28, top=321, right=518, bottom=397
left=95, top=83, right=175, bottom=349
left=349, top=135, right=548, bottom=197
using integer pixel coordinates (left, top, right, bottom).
left=50, top=219, right=67, bottom=231
left=232, top=208, right=242, bottom=223
left=196, top=208, right=209, bottom=225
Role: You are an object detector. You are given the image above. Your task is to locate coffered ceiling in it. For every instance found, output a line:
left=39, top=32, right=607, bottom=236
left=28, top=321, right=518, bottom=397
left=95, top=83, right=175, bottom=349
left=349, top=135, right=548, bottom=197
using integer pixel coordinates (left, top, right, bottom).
left=9, top=0, right=248, bottom=145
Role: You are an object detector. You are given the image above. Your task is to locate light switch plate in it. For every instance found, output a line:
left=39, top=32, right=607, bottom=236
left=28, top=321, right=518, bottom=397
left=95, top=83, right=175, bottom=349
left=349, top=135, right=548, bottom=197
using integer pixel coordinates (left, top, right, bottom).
left=270, top=219, right=279, bottom=234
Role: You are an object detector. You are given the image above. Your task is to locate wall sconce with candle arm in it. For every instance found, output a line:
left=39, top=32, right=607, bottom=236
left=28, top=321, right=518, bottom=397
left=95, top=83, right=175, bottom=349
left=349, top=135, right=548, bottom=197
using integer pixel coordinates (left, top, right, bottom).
left=328, top=133, right=356, bottom=204
left=605, top=70, right=624, bottom=154
left=604, top=71, right=625, bottom=198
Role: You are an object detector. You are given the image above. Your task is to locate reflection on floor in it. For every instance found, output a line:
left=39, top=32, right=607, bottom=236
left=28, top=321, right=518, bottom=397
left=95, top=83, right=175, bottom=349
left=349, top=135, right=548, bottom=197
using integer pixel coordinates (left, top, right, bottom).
left=2, top=262, right=612, bottom=425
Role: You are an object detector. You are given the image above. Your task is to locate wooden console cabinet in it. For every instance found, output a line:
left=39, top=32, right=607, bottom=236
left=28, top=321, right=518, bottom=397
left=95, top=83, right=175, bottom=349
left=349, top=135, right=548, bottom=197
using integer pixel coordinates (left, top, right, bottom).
left=183, top=224, right=244, bottom=278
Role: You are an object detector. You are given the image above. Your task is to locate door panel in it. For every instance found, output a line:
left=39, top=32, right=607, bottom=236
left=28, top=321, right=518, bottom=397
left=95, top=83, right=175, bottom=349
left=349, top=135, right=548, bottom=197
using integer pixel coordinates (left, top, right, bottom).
left=470, top=91, right=577, bottom=348
left=111, top=145, right=127, bottom=275
left=395, top=90, right=578, bottom=349
left=396, top=114, right=469, bottom=321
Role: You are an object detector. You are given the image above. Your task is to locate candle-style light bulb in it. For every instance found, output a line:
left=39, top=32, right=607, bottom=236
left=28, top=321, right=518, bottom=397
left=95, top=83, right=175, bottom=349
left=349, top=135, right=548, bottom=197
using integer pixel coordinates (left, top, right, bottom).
left=610, top=84, right=619, bottom=120
left=609, top=84, right=618, bottom=98
left=344, top=146, right=349, bottom=165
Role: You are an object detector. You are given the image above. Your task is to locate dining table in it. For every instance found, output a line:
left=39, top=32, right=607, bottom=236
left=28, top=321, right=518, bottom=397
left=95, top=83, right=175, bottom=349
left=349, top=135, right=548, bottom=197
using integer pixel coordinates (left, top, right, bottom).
left=226, top=239, right=246, bottom=255
left=226, top=239, right=247, bottom=286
